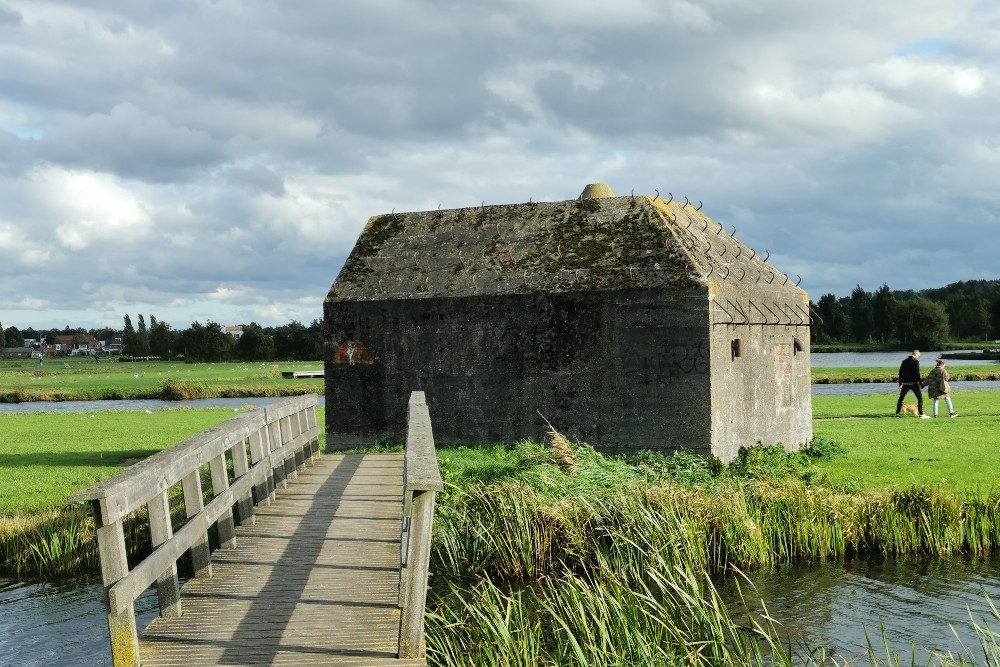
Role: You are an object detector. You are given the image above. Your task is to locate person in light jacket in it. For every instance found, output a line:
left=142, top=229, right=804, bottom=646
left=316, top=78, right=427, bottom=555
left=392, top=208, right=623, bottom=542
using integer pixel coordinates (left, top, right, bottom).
left=925, top=359, right=958, bottom=418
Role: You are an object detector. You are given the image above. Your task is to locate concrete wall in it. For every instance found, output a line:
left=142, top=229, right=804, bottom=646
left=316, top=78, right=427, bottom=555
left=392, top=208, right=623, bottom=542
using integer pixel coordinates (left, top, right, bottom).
left=708, top=285, right=813, bottom=462
left=325, top=287, right=715, bottom=454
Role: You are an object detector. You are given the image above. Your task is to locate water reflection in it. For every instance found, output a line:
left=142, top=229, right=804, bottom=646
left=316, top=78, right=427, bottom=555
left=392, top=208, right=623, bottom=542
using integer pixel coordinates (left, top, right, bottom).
left=719, top=556, right=1000, bottom=663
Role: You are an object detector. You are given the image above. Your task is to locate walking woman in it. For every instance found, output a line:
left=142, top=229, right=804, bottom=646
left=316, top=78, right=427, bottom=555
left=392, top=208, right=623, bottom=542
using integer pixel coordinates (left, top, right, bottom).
left=925, top=359, right=959, bottom=418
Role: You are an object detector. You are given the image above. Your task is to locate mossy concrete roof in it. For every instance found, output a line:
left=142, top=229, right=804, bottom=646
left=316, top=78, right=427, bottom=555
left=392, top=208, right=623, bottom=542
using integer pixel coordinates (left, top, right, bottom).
left=328, top=194, right=807, bottom=307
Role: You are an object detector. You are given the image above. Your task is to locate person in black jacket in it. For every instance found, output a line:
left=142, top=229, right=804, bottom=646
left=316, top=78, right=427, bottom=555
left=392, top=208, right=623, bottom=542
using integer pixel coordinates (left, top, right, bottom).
left=896, top=350, right=930, bottom=418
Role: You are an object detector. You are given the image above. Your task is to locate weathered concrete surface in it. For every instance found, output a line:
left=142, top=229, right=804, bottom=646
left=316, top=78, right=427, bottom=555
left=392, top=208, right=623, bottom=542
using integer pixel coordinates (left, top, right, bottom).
left=325, top=190, right=812, bottom=461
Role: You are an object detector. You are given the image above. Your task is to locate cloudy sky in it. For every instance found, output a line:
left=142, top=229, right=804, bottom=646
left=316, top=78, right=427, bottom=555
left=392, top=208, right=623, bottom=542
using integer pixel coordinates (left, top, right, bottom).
left=1, top=1, right=998, bottom=332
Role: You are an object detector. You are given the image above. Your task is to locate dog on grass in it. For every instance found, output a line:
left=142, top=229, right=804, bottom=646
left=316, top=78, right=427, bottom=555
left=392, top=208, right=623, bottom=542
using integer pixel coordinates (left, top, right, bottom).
left=900, top=404, right=920, bottom=417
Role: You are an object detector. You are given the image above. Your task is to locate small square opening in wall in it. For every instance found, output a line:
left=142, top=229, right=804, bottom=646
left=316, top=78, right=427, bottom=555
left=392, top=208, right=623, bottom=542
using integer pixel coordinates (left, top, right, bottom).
left=793, top=338, right=805, bottom=354
left=731, top=339, right=743, bottom=359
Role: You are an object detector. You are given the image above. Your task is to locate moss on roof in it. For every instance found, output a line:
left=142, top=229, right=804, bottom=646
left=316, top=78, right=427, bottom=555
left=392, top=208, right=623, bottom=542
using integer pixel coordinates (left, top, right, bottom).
left=327, top=194, right=807, bottom=307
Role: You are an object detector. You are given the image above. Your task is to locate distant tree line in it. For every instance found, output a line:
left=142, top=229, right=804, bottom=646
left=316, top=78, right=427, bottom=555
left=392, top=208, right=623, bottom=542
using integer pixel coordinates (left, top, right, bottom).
left=811, top=279, right=1000, bottom=349
left=11, top=318, right=324, bottom=363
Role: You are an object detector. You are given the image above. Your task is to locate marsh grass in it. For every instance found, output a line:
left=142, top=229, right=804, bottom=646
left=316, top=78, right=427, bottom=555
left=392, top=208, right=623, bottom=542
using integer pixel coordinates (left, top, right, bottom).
left=428, top=429, right=1000, bottom=666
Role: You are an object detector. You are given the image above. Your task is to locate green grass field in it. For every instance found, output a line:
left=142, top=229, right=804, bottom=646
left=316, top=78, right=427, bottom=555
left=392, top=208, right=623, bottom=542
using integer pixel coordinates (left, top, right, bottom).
left=0, top=409, right=240, bottom=514
left=0, top=359, right=323, bottom=402
left=811, top=391, right=1000, bottom=494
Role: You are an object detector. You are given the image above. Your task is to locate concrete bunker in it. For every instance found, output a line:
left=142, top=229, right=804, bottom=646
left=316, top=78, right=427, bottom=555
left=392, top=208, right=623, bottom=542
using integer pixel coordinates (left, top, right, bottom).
left=324, top=184, right=812, bottom=462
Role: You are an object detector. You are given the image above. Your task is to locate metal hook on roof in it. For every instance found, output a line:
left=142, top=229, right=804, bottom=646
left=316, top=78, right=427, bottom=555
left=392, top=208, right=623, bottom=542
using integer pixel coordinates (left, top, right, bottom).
left=719, top=245, right=727, bottom=256
left=653, top=189, right=659, bottom=202
left=706, top=266, right=713, bottom=278
left=763, top=250, right=770, bottom=262
left=730, top=225, right=736, bottom=236
left=782, top=274, right=789, bottom=286
left=696, top=201, right=703, bottom=211
left=715, top=224, right=723, bottom=235
left=795, top=275, right=802, bottom=287
left=766, top=271, right=774, bottom=284
left=392, top=208, right=396, bottom=214
left=754, top=270, right=762, bottom=284
left=666, top=192, right=673, bottom=205
left=630, top=189, right=636, bottom=204
left=720, top=266, right=730, bottom=279
left=702, top=220, right=709, bottom=232
left=437, top=204, right=441, bottom=210
left=734, top=246, right=742, bottom=259
left=704, top=244, right=712, bottom=256
left=738, top=268, right=746, bottom=281
left=683, top=196, right=690, bottom=208
left=748, top=248, right=756, bottom=260
left=496, top=222, right=502, bottom=238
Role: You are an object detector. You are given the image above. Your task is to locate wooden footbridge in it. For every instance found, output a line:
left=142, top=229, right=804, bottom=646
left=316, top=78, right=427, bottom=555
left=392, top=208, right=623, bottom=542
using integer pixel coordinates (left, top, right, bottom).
left=70, top=392, right=442, bottom=667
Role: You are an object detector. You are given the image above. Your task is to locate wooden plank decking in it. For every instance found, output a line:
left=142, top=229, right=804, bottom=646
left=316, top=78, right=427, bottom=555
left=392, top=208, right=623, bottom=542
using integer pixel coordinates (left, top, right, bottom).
left=138, top=453, right=425, bottom=667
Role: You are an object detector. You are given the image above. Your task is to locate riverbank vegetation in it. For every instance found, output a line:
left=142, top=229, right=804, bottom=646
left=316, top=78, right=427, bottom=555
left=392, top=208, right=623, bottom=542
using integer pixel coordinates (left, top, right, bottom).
left=0, top=359, right=322, bottom=403
left=7, top=394, right=1000, bottom=663
left=425, top=423, right=1000, bottom=665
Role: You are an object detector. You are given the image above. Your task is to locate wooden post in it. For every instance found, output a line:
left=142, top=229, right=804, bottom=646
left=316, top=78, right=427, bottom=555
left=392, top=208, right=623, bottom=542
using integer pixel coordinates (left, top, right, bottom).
left=182, top=470, right=212, bottom=578
left=147, top=491, right=181, bottom=618
left=280, top=416, right=298, bottom=481
left=209, top=453, right=236, bottom=550
left=248, top=429, right=272, bottom=506
left=398, top=391, right=444, bottom=660
left=269, top=420, right=286, bottom=490
left=306, top=405, right=320, bottom=457
left=93, top=501, right=139, bottom=667
left=398, top=488, right=436, bottom=659
left=232, top=437, right=254, bottom=525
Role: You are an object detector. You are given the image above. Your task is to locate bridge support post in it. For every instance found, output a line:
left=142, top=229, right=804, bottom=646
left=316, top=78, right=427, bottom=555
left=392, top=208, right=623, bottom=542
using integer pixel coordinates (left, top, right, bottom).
left=399, top=488, right=436, bottom=659
left=93, top=501, right=140, bottom=667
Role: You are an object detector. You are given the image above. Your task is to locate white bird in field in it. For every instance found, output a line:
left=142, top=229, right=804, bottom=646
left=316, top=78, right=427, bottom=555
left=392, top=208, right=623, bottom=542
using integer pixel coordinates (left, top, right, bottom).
left=145, top=409, right=154, bottom=414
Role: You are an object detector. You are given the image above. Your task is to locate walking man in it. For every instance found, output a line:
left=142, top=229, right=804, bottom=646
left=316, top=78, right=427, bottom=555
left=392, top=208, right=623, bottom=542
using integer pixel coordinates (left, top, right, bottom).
left=896, top=349, right=930, bottom=418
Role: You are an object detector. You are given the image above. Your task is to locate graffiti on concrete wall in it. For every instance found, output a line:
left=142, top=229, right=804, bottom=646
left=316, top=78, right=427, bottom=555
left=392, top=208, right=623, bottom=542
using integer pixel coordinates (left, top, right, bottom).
left=331, top=338, right=375, bottom=365
left=624, top=340, right=709, bottom=387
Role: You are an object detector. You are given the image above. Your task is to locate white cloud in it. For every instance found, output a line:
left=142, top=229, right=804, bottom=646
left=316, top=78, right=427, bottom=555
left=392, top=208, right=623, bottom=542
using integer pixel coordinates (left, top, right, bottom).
left=23, top=166, right=152, bottom=251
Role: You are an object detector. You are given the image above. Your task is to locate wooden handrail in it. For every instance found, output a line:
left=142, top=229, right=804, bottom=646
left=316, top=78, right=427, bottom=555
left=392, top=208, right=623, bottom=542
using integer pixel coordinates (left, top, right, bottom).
left=69, top=395, right=321, bottom=667
left=398, top=391, right=443, bottom=659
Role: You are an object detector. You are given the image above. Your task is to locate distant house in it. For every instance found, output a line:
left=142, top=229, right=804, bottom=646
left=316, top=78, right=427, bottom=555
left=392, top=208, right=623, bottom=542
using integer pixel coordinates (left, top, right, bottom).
left=52, top=335, right=100, bottom=357
left=225, top=325, right=244, bottom=340
left=0, top=347, right=33, bottom=359
left=325, top=183, right=812, bottom=462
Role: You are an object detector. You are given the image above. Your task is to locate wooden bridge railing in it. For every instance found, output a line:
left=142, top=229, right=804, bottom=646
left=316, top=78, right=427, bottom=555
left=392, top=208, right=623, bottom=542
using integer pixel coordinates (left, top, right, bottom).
left=398, top=391, right=444, bottom=659
left=69, top=394, right=320, bottom=667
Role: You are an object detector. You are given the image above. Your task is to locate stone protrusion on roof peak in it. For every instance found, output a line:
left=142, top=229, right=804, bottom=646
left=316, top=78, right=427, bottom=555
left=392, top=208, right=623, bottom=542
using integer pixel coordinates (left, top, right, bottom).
left=579, top=183, right=615, bottom=199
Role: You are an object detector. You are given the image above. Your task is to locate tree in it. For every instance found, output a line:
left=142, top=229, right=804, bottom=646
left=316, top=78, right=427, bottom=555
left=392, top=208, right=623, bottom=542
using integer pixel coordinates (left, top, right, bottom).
left=123, top=315, right=138, bottom=356
left=848, top=285, right=874, bottom=343
left=3, top=326, right=23, bottom=348
left=137, top=315, right=151, bottom=356
left=813, top=294, right=850, bottom=343
left=871, top=284, right=896, bottom=344
left=990, top=292, right=1000, bottom=341
left=236, top=322, right=275, bottom=361
left=181, top=321, right=233, bottom=362
left=149, top=318, right=177, bottom=359
left=0, top=321, right=4, bottom=349
left=895, top=298, right=950, bottom=350
left=271, top=320, right=323, bottom=360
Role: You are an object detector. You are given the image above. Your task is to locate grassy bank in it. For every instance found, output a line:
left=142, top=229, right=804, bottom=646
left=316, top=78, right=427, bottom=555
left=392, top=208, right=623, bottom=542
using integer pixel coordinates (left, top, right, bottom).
left=0, top=359, right=322, bottom=402
left=812, top=365, right=1000, bottom=383
left=0, top=407, right=267, bottom=577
